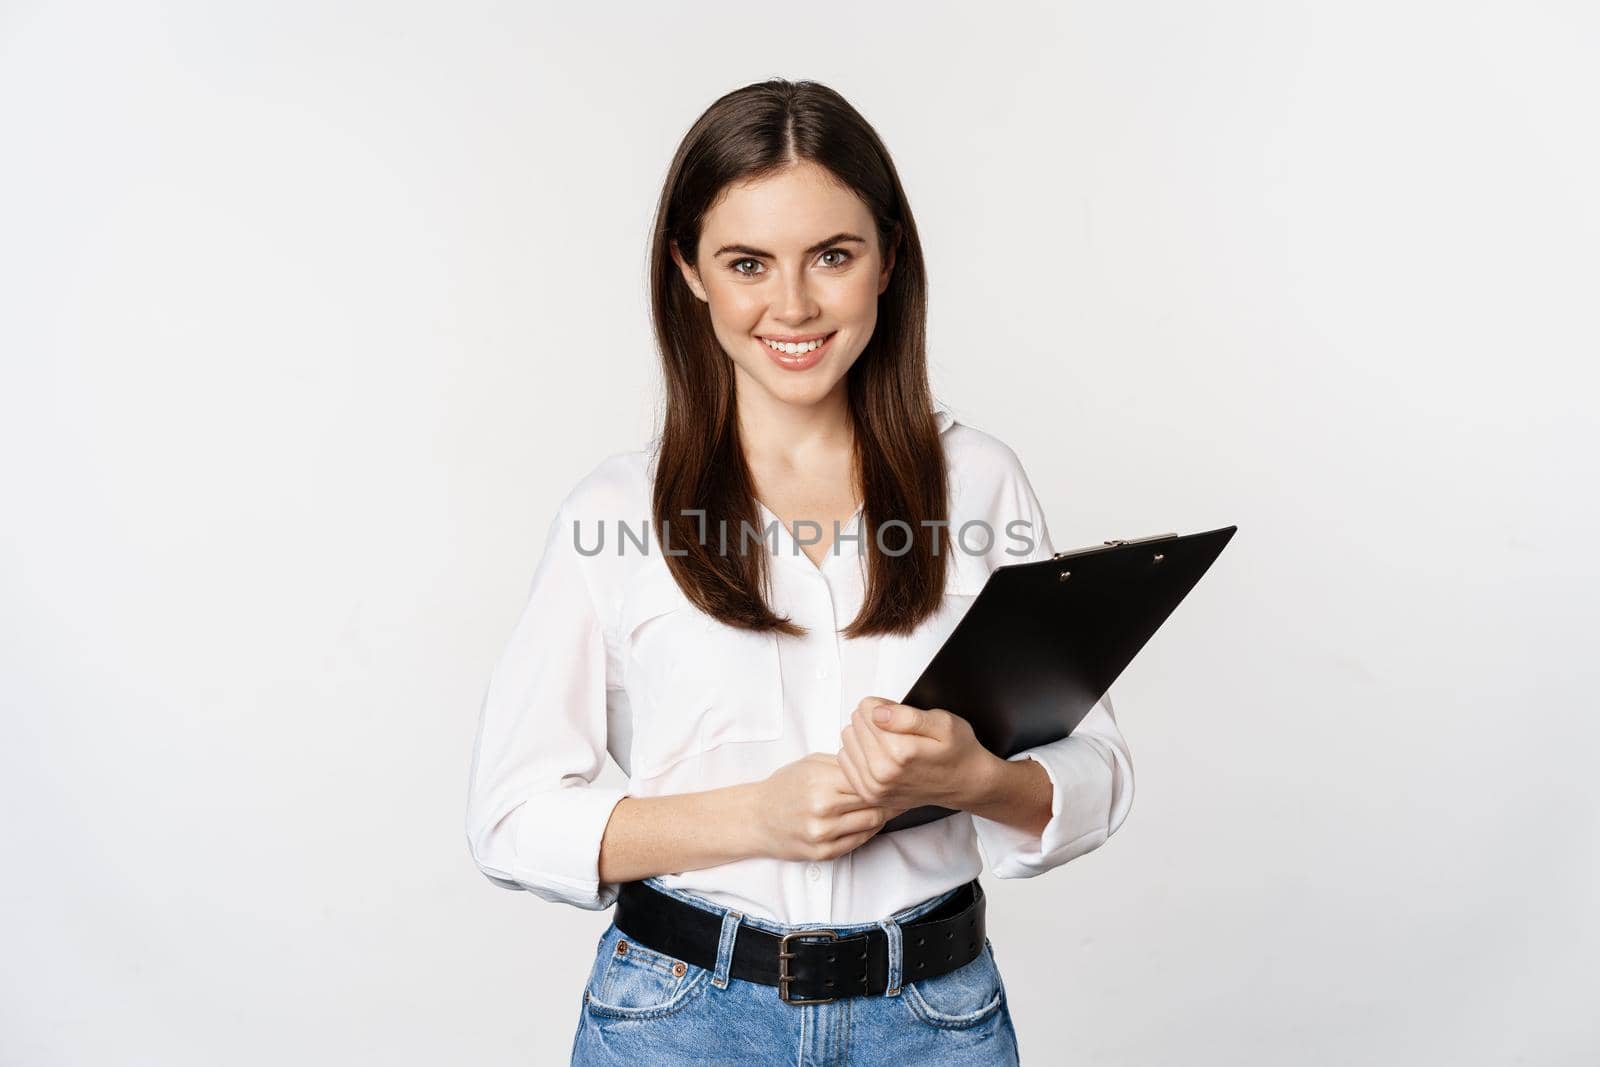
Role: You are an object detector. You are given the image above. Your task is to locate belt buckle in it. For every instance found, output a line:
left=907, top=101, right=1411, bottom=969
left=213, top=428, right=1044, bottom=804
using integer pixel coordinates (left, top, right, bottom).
left=777, top=929, right=839, bottom=1005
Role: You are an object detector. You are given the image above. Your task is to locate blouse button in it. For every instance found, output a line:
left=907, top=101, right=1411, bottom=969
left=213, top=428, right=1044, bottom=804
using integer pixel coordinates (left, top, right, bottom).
left=806, top=863, right=821, bottom=882
left=815, top=664, right=830, bottom=679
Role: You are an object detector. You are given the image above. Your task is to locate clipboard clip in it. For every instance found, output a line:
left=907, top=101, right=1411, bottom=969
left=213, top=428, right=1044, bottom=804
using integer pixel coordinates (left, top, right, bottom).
left=1051, top=532, right=1178, bottom=560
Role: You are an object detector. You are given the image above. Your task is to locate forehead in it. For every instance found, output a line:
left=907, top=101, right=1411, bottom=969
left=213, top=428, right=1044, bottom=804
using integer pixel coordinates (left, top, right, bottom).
left=702, top=163, right=873, bottom=247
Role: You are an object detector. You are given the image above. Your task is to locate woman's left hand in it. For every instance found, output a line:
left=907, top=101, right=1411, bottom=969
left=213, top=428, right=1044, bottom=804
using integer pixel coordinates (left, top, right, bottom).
left=835, top=695, right=1000, bottom=815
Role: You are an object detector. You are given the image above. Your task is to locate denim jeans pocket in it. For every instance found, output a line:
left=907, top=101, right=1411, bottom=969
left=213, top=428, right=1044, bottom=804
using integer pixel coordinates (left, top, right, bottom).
left=900, top=937, right=1005, bottom=1030
left=583, top=921, right=712, bottom=1021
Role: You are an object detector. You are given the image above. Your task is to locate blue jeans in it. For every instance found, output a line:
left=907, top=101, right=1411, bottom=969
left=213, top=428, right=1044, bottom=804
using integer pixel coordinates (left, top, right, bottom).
left=570, top=876, right=1021, bottom=1065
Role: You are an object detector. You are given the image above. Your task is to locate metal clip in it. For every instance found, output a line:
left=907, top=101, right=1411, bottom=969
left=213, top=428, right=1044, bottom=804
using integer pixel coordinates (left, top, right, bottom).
left=1053, top=532, right=1179, bottom=560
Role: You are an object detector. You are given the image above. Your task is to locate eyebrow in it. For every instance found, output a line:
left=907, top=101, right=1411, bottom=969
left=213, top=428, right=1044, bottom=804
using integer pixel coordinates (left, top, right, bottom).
left=712, top=232, right=868, bottom=259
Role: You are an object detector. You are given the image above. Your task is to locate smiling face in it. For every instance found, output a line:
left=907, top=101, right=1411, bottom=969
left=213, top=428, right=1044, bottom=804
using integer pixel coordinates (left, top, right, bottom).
left=671, top=160, right=895, bottom=418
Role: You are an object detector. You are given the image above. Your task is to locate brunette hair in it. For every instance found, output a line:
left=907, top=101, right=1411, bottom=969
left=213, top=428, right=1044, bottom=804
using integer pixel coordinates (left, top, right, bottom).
left=647, top=78, right=947, bottom=639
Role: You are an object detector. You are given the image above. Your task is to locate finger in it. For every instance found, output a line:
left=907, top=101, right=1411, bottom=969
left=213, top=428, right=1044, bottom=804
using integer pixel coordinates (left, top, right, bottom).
left=853, top=705, right=895, bottom=775
left=841, top=722, right=885, bottom=796
left=824, top=804, right=886, bottom=840
left=856, top=695, right=895, bottom=726
left=818, top=746, right=867, bottom=792
left=880, top=701, right=937, bottom=737
left=835, top=729, right=872, bottom=803
left=865, top=707, right=936, bottom=773
left=833, top=795, right=886, bottom=818
left=857, top=694, right=894, bottom=710
left=831, top=778, right=890, bottom=817
left=811, top=753, right=864, bottom=799
left=834, top=774, right=894, bottom=814
left=821, top=750, right=884, bottom=814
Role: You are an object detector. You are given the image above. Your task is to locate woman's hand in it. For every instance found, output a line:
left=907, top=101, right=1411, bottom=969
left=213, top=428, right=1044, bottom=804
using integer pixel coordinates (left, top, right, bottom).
left=753, top=753, right=908, bottom=862
left=835, top=696, right=1000, bottom=814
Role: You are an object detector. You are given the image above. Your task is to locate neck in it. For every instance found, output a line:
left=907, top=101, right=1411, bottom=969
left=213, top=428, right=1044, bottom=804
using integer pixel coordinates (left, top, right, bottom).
left=734, top=378, right=855, bottom=469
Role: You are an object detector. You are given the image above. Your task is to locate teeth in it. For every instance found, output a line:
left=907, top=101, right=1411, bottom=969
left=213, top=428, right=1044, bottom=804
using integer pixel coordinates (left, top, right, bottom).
left=762, top=334, right=829, bottom=355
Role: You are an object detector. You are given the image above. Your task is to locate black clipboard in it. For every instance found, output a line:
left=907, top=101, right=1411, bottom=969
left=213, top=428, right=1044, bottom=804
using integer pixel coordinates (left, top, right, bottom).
left=879, top=524, right=1238, bottom=834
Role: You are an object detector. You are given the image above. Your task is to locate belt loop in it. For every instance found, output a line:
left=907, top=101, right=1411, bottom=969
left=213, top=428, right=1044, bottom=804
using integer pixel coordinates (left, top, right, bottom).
left=711, top=910, right=743, bottom=989
left=875, top=916, right=903, bottom=997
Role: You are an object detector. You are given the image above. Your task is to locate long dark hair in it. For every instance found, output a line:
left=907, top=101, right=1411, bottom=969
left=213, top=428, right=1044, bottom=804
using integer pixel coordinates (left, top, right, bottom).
left=647, top=78, right=947, bottom=639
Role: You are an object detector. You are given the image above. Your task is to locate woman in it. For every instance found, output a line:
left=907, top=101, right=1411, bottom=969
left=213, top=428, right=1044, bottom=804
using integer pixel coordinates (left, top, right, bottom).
left=465, top=78, right=1135, bottom=1065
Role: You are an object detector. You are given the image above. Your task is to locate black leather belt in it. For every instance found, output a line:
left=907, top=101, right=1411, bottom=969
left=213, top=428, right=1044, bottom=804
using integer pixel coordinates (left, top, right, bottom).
left=612, top=878, right=986, bottom=1005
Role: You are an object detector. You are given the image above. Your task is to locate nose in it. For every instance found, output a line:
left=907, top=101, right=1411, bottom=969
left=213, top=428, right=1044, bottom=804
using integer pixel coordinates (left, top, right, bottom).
left=773, top=268, right=820, bottom=325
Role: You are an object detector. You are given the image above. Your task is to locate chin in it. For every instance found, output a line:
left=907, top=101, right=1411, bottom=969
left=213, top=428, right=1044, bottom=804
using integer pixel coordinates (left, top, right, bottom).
left=769, top=374, right=846, bottom=405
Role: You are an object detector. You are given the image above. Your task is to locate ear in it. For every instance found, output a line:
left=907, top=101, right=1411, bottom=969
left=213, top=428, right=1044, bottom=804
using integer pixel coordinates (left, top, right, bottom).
left=669, top=239, right=709, bottom=303
left=877, top=224, right=900, bottom=296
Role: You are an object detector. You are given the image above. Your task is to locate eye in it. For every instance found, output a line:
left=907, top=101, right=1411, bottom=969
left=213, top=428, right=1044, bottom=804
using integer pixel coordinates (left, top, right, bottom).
left=730, top=258, right=763, bottom=277
left=819, top=248, right=854, bottom=268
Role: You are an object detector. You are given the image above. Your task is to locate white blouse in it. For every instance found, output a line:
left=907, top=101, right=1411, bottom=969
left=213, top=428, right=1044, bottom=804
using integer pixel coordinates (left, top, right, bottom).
left=465, top=405, right=1135, bottom=925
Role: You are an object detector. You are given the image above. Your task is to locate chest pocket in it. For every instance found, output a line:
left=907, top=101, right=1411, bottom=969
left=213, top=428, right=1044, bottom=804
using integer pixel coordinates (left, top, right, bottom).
left=618, top=564, right=784, bottom=781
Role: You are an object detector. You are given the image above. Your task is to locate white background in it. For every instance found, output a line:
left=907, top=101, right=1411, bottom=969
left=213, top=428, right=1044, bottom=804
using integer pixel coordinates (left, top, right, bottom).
left=3, top=2, right=1597, bottom=1064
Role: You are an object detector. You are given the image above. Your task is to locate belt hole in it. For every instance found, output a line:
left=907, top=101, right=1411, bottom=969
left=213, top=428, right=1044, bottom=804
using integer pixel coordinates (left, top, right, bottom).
left=827, top=954, right=835, bottom=963
left=916, top=937, right=925, bottom=947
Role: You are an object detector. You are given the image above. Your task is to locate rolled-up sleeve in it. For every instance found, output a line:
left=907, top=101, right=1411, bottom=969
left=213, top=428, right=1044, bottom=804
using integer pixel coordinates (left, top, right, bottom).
left=465, top=499, right=629, bottom=911
left=970, top=450, right=1136, bottom=878
left=971, top=691, right=1135, bottom=877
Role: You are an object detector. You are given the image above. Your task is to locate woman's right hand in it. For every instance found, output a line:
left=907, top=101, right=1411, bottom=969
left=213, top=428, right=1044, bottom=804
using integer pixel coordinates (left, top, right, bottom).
left=752, top=753, right=908, bottom=862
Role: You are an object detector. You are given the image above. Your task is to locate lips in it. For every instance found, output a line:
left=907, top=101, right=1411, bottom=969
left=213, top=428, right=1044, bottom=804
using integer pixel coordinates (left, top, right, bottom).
left=759, top=330, right=836, bottom=371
